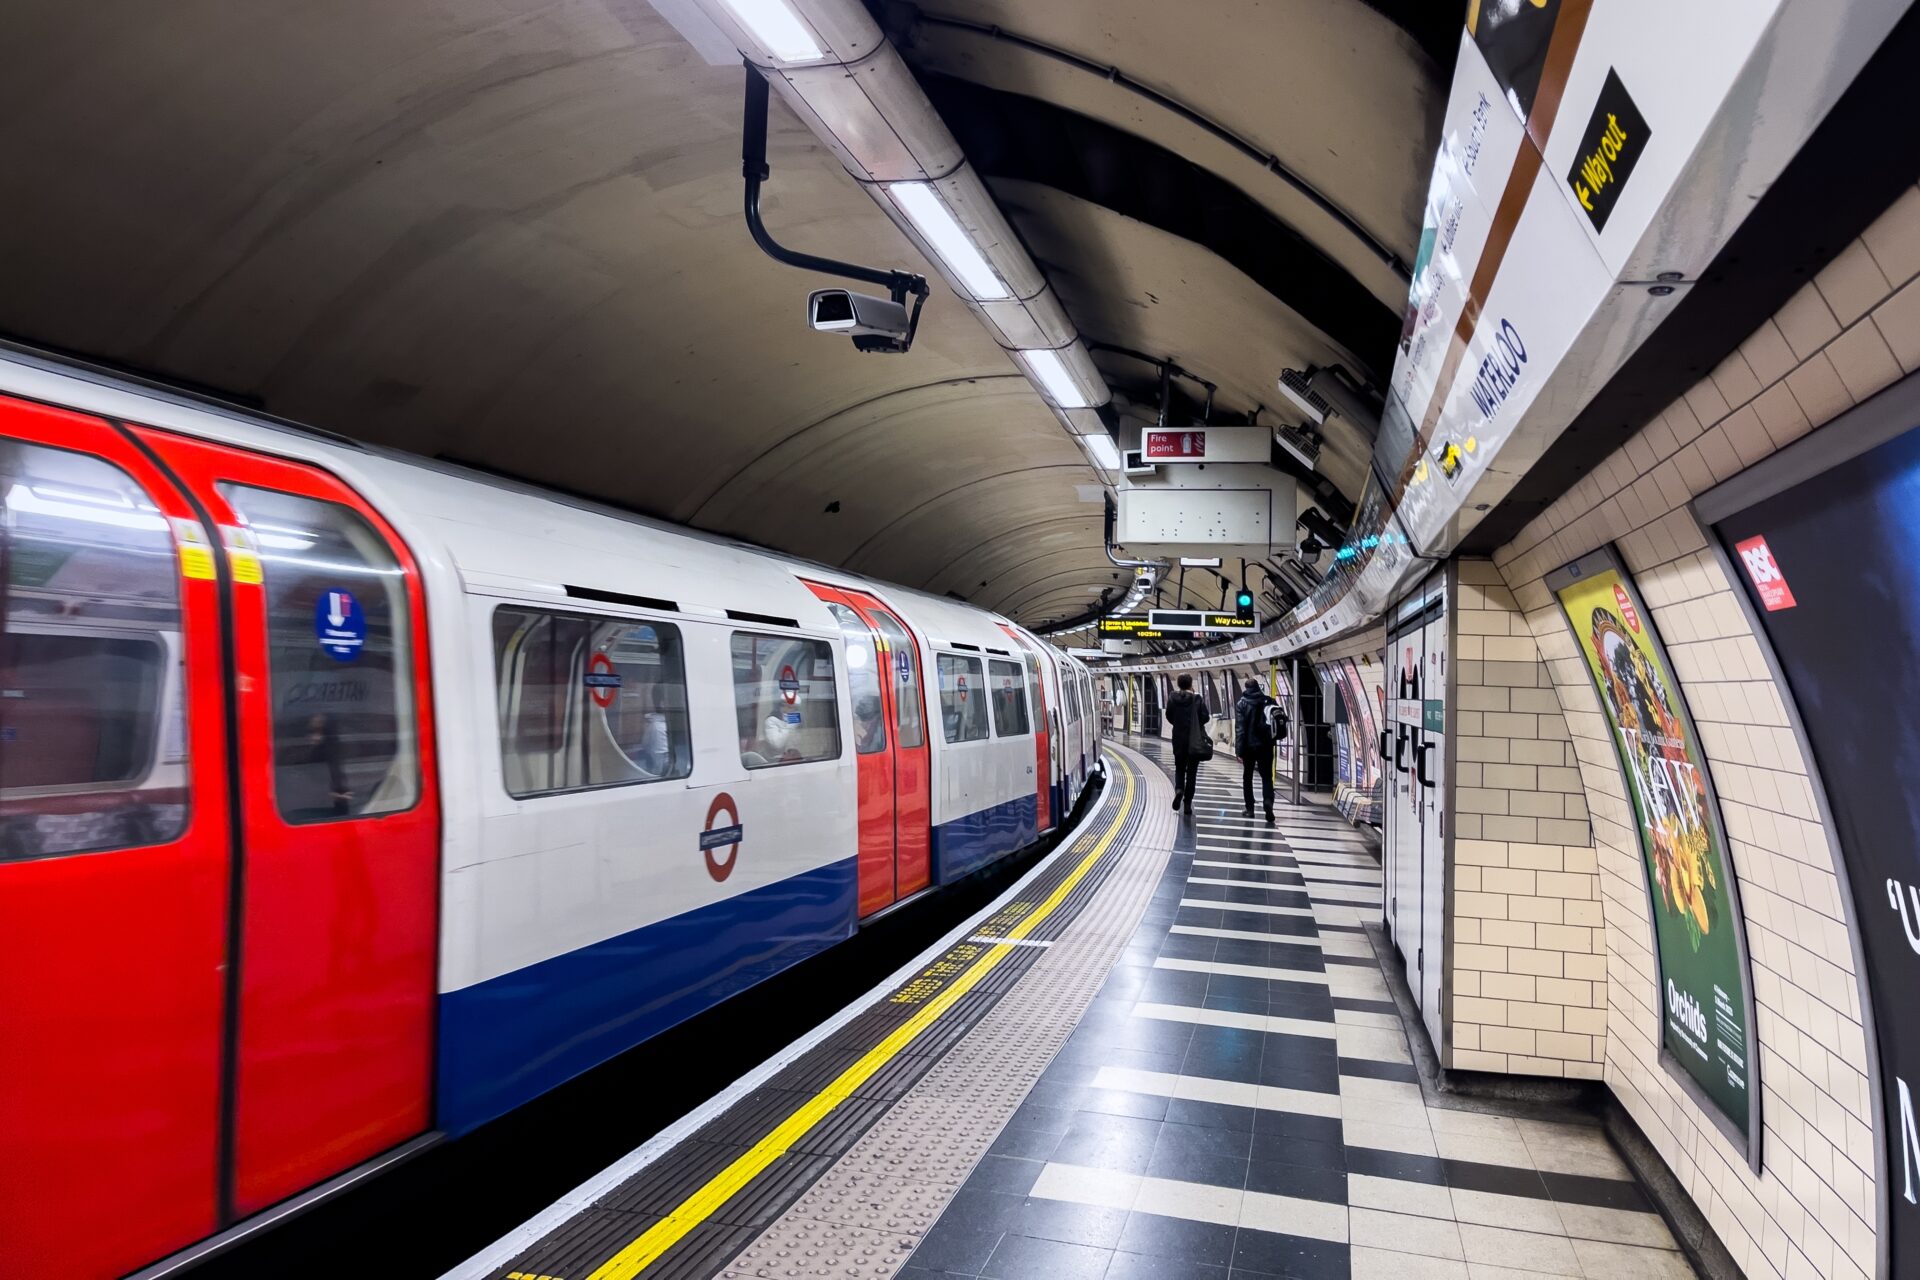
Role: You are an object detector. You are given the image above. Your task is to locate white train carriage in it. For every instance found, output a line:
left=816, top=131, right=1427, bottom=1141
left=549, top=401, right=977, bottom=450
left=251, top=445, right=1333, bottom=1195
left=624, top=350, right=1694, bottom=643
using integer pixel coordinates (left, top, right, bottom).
left=389, top=459, right=867, bottom=1132
left=0, top=347, right=1105, bottom=1280
left=887, top=593, right=1046, bottom=881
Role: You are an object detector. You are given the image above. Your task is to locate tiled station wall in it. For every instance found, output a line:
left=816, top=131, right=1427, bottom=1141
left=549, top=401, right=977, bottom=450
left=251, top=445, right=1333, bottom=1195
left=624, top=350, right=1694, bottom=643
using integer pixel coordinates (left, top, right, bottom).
left=1483, top=182, right=1920, bottom=1280
left=1448, top=561, right=1604, bottom=1080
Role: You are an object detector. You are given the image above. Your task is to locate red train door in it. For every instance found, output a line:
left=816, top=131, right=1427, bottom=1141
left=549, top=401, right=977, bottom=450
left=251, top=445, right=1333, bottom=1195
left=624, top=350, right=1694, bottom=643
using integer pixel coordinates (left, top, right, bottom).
left=804, top=583, right=932, bottom=916
left=1001, top=627, right=1051, bottom=832
left=0, top=400, right=232, bottom=1279
left=811, top=585, right=897, bottom=915
left=844, top=591, right=930, bottom=900
left=132, top=430, right=440, bottom=1215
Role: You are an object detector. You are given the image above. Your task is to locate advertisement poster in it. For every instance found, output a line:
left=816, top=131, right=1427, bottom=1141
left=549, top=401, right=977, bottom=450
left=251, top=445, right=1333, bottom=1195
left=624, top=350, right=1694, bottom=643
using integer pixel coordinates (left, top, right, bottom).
left=1470, top=0, right=1564, bottom=122
left=1702, top=391, right=1920, bottom=1266
left=1549, top=548, right=1755, bottom=1148
left=1332, top=658, right=1383, bottom=826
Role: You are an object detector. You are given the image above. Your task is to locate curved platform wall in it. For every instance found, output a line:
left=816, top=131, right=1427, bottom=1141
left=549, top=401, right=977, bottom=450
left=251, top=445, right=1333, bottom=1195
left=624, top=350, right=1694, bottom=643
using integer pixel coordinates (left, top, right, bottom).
left=1486, top=180, right=1920, bottom=1280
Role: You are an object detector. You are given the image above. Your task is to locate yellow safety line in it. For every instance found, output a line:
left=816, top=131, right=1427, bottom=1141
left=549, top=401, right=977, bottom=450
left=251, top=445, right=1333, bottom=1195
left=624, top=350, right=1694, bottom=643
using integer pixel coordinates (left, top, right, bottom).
left=582, top=752, right=1139, bottom=1280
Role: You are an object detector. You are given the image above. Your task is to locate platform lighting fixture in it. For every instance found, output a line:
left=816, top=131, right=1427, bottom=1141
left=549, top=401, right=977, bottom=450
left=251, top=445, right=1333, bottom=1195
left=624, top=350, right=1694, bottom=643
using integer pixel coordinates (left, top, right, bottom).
left=1082, top=433, right=1121, bottom=471
left=714, top=0, right=824, bottom=62
left=1019, top=347, right=1096, bottom=409
left=886, top=182, right=1011, bottom=301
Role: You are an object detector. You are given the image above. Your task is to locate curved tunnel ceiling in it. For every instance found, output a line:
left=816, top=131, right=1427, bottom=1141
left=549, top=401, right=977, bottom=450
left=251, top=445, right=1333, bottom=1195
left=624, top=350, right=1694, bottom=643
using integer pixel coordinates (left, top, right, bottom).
left=0, top=0, right=1444, bottom=630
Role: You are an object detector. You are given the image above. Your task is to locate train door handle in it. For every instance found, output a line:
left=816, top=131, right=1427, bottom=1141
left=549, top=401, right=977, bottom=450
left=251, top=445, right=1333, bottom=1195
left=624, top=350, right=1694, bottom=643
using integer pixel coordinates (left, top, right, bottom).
left=1393, top=728, right=1409, bottom=771
left=1378, top=731, right=1391, bottom=764
left=1414, top=741, right=1435, bottom=789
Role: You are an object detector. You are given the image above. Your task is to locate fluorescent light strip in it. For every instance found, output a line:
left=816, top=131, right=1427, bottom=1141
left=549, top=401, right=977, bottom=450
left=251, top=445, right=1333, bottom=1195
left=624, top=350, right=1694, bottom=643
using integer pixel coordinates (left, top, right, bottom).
left=1021, top=347, right=1095, bottom=409
left=1083, top=433, right=1120, bottom=471
left=888, top=182, right=1010, bottom=301
left=716, top=0, right=824, bottom=62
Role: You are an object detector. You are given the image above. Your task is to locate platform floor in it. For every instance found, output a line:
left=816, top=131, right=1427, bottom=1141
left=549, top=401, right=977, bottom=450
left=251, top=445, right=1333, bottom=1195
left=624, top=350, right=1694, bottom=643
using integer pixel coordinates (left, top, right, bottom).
left=899, top=740, right=1694, bottom=1280
left=454, top=740, right=1694, bottom=1280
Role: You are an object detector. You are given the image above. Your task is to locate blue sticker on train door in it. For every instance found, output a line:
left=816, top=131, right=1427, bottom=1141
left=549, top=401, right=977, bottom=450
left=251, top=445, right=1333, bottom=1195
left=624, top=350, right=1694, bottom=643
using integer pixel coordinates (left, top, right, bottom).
left=315, top=587, right=366, bottom=661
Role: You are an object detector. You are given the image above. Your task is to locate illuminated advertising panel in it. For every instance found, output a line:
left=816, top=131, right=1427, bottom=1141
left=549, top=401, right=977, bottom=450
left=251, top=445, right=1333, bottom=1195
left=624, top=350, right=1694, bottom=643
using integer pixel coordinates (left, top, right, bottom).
left=1547, top=547, right=1757, bottom=1157
left=1699, top=377, right=1920, bottom=1263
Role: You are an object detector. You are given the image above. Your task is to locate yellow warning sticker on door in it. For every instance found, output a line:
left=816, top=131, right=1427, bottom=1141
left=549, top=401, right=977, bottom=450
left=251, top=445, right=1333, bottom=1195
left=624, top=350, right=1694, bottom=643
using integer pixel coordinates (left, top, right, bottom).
left=221, top=524, right=264, bottom=584
left=179, top=545, right=216, bottom=580
left=171, top=517, right=217, bottom=580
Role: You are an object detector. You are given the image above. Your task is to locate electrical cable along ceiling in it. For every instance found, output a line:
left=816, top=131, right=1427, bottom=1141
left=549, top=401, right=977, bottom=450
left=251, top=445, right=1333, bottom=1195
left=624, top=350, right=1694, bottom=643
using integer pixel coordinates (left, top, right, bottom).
left=0, top=0, right=1444, bottom=628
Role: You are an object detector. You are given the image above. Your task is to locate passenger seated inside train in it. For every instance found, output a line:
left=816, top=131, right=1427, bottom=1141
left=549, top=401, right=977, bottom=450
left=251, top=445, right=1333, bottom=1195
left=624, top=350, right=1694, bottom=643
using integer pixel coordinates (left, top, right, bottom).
left=733, top=633, right=841, bottom=768
left=853, top=695, right=885, bottom=754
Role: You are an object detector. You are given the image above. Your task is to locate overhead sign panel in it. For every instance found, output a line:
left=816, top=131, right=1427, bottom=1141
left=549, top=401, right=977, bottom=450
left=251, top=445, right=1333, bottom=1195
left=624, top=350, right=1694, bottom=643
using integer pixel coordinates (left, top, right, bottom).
left=1143, top=429, right=1207, bottom=460
left=1097, top=617, right=1167, bottom=640
left=1146, top=609, right=1258, bottom=636
left=1138, top=426, right=1269, bottom=465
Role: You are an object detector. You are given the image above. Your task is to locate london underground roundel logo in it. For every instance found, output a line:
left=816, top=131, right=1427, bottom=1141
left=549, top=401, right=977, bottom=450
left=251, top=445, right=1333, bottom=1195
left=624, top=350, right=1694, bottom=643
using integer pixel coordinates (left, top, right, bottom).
left=585, top=652, right=621, bottom=707
left=701, top=791, right=744, bottom=881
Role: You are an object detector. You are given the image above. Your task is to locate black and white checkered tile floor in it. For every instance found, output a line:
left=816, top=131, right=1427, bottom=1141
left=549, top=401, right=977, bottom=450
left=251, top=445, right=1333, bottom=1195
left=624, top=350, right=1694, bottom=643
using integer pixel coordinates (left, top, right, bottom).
left=902, top=740, right=1694, bottom=1280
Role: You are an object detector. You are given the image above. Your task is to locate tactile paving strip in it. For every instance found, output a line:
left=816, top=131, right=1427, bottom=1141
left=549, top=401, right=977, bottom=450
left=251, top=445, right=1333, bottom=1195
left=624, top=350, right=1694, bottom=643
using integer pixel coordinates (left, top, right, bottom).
left=720, top=744, right=1175, bottom=1280
left=483, top=746, right=1160, bottom=1280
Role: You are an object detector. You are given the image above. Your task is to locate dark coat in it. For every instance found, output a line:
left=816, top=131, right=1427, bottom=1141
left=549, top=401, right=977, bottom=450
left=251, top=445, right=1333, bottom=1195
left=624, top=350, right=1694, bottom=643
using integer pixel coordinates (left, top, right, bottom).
left=1235, top=688, right=1277, bottom=753
left=1165, top=688, right=1209, bottom=756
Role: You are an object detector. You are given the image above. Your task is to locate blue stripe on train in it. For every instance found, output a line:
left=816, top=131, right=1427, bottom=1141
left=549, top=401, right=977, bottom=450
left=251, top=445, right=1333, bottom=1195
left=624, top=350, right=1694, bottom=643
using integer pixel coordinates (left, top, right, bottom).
left=435, top=858, right=858, bottom=1136
left=931, top=792, right=1038, bottom=882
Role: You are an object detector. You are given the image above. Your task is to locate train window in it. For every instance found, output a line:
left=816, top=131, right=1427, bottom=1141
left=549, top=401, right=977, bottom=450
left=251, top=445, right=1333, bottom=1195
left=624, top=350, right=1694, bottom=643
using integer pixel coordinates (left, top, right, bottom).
left=221, top=485, right=419, bottom=823
left=936, top=653, right=987, bottom=743
left=867, top=611, right=924, bottom=749
left=0, top=441, right=189, bottom=860
left=989, top=658, right=1030, bottom=737
left=825, top=604, right=885, bottom=756
left=492, top=606, right=691, bottom=797
left=732, top=632, right=840, bottom=767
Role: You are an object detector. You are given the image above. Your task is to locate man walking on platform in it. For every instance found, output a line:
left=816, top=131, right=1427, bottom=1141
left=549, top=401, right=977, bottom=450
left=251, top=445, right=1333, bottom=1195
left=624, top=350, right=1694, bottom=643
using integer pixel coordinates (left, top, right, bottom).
left=1234, top=677, right=1279, bottom=825
left=1165, top=674, right=1208, bottom=816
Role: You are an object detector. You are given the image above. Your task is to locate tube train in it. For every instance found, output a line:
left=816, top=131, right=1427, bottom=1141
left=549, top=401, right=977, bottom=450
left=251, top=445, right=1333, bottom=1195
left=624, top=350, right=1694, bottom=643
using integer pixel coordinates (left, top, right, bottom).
left=0, top=350, right=1100, bottom=1280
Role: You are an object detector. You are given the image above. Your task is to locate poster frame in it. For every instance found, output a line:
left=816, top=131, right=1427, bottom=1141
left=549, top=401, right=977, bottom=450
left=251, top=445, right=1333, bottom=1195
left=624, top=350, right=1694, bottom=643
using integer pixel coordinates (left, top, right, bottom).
left=1690, top=372, right=1920, bottom=1280
left=1543, top=542, right=1762, bottom=1170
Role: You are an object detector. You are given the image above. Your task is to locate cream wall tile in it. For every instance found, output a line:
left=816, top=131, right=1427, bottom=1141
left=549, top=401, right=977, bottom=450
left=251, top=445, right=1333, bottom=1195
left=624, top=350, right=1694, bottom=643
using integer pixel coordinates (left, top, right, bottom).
left=1861, top=184, right=1920, bottom=283
left=1813, top=238, right=1894, bottom=325
left=1872, top=274, right=1920, bottom=372
left=1711, top=349, right=1765, bottom=410
left=1775, top=280, right=1843, bottom=359
left=1739, top=318, right=1799, bottom=385
left=1785, top=350, right=1854, bottom=426
left=1827, top=319, right=1902, bottom=402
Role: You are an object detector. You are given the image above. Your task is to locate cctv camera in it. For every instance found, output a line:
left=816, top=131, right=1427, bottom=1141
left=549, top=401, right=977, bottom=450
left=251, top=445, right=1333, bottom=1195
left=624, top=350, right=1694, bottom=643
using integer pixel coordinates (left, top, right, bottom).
left=809, top=289, right=912, bottom=352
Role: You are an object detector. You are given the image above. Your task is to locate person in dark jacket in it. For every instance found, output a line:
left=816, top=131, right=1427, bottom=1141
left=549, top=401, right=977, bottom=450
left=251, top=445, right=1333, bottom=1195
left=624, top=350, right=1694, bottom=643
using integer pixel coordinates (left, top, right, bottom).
left=1164, top=674, right=1209, bottom=815
left=1234, top=678, right=1278, bottom=824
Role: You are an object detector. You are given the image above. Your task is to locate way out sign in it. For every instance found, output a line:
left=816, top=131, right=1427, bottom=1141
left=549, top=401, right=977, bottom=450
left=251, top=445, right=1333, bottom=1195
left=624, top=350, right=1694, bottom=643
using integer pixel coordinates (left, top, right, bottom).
left=314, top=588, right=366, bottom=661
